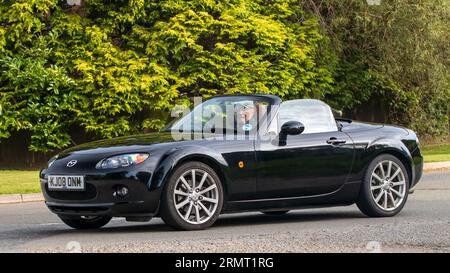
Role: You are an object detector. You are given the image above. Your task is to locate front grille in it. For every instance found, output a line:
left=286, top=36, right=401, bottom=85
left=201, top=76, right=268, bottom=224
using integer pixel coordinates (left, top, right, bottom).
left=45, top=183, right=97, bottom=201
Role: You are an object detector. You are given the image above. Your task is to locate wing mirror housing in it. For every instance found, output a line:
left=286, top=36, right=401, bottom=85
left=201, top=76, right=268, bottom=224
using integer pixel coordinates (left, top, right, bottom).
left=281, top=121, right=305, bottom=135
left=277, top=121, right=305, bottom=146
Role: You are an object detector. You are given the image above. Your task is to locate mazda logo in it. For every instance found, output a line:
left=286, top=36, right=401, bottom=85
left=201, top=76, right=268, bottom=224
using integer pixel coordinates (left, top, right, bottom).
left=66, top=160, right=78, bottom=167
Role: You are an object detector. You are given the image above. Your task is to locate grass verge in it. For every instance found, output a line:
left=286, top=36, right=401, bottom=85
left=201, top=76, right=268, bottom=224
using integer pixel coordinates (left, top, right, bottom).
left=422, top=143, right=450, bottom=163
left=0, top=170, right=40, bottom=195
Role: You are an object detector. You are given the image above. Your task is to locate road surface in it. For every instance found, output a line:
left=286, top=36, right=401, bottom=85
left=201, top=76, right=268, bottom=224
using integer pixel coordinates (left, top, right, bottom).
left=0, top=171, right=449, bottom=253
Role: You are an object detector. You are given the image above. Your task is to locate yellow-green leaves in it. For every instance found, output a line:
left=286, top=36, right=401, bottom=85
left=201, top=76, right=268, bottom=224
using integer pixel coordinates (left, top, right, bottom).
left=0, top=0, right=333, bottom=152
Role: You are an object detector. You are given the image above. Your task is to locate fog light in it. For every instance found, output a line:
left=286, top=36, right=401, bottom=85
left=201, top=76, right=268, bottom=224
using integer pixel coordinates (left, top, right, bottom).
left=114, top=186, right=129, bottom=197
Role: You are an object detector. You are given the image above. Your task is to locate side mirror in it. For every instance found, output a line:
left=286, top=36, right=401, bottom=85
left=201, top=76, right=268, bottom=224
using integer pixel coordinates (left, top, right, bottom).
left=280, top=121, right=305, bottom=135
left=277, top=121, right=305, bottom=146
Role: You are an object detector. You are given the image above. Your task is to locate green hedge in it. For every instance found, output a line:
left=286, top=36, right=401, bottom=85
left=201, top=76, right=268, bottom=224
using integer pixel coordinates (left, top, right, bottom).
left=0, top=0, right=448, bottom=153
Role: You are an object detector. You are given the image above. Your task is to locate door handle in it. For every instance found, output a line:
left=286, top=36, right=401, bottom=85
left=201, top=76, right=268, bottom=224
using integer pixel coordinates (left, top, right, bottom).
left=326, top=137, right=347, bottom=145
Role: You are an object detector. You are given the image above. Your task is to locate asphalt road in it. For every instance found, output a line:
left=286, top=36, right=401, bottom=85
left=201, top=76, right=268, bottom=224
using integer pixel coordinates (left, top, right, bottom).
left=0, top=171, right=449, bottom=253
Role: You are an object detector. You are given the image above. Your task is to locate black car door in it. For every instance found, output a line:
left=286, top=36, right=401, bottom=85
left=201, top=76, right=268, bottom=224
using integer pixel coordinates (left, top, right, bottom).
left=255, top=100, right=354, bottom=199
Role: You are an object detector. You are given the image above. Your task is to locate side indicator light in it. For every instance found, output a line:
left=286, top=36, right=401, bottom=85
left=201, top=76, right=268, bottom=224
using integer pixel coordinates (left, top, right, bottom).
left=238, top=161, right=244, bottom=168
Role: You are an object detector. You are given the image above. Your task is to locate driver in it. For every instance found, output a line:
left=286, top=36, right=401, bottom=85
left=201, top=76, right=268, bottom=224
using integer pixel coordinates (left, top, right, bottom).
left=237, top=103, right=258, bottom=133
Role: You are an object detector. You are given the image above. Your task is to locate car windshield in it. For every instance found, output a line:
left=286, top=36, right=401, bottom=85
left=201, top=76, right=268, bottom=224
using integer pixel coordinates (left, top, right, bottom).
left=164, top=96, right=272, bottom=134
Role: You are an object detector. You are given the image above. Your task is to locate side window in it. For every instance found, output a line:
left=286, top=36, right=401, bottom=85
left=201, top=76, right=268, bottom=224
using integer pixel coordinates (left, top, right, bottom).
left=279, top=99, right=337, bottom=134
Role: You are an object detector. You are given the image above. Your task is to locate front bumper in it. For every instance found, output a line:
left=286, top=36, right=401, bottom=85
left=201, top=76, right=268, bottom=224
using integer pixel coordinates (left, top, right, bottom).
left=40, top=171, right=161, bottom=217
left=45, top=200, right=159, bottom=217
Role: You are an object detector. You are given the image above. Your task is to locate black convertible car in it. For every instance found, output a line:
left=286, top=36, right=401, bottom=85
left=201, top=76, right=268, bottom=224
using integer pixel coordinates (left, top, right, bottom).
left=40, top=94, right=423, bottom=230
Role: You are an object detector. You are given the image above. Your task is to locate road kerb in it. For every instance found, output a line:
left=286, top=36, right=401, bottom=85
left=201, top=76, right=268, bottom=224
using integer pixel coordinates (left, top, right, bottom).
left=0, top=194, right=22, bottom=204
left=0, top=193, right=44, bottom=204
left=21, top=193, right=44, bottom=203
left=423, top=161, right=450, bottom=172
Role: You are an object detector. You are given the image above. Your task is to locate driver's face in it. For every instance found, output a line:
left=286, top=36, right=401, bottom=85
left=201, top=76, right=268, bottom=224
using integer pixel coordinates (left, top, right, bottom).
left=239, top=107, right=255, bottom=123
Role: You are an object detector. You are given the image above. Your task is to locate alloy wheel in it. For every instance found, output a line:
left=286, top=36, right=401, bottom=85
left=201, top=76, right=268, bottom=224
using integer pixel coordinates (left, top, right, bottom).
left=370, top=160, right=407, bottom=211
left=173, top=168, right=219, bottom=225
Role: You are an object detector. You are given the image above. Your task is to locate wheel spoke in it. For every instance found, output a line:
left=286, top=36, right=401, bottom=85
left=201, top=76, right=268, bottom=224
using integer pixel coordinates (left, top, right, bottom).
left=175, top=190, right=189, bottom=196
left=372, top=173, right=383, bottom=183
left=379, top=163, right=386, bottom=179
left=180, top=176, right=192, bottom=191
left=371, top=185, right=383, bottom=191
left=390, top=168, right=401, bottom=181
left=198, top=201, right=212, bottom=217
left=387, top=161, right=393, bottom=178
left=197, top=172, right=208, bottom=189
left=391, top=188, right=404, bottom=198
left=191, top=169, right=196, bottom=188
left=375, top=190, right=384, bottom=203
left=184, top=202, right=193, bottom=219
left=383, top=191, right=388, bottom=209
left=195, top=205, right=200, bottom=223
left=201, top=197, right=218, bottom=204
left=199, top=184, right=217, bottom=195
left=176, top=198, right=190, bottom=209
left=392, top=181, right=405, bottom=187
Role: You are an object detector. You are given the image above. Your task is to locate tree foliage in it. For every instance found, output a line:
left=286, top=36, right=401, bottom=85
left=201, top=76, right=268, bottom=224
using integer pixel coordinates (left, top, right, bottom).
left=301, top=0, right=450, bottom=139
left=0, top=0, right=448, bottom=153
left=0, top=0, right=331, bottom=152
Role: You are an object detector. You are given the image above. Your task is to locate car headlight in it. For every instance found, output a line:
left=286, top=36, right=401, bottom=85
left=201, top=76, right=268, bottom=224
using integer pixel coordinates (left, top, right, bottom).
left=95, top=153, right=149, bottom=169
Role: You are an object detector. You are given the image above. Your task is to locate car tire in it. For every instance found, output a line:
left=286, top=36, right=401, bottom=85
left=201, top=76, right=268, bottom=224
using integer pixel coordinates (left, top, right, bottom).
left=160, top=161, right=224, bottom=230
left=58, top=215, right=112, bottom=229
left=357, top=154, right=409, bottom=217
left=261, top=210, right=289, bottom=215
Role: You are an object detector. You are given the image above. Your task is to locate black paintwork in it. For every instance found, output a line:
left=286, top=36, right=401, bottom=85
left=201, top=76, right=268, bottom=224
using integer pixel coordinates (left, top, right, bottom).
left=40, top=95, right=423, bottom=218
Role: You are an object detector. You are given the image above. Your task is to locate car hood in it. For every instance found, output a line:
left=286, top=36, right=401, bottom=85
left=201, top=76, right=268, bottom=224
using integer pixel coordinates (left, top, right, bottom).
left=58, top=132, right=178, bottom=157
